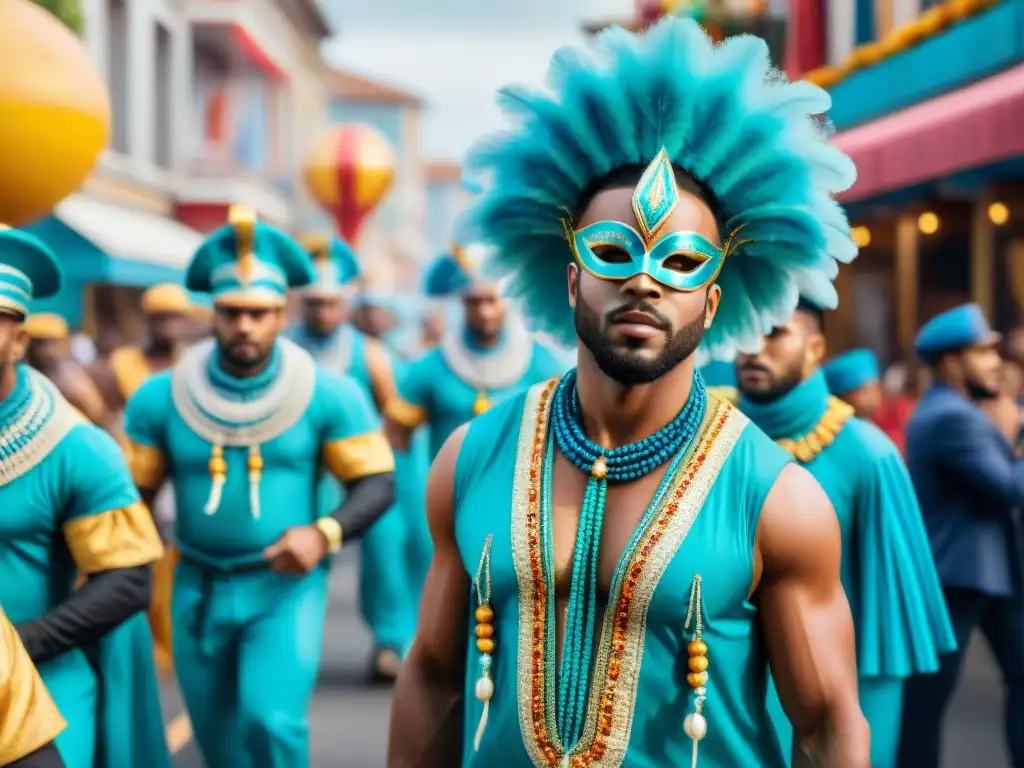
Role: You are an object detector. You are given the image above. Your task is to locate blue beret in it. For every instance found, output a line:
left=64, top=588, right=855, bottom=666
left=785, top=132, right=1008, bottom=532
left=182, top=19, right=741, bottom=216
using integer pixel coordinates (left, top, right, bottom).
left=823, top=349, right=880, bottom=395
left=914, top=303, right=999, bottom=360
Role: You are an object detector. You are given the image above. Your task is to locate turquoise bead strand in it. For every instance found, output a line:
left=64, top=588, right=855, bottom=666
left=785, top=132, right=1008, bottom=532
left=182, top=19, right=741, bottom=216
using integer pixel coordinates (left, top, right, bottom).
left=547, top=369, right=707, bottom=750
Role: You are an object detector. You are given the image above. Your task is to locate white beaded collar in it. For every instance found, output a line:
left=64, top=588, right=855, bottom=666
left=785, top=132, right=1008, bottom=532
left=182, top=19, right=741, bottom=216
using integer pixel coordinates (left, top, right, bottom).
left=171, top=337, right=317, bottom=447
left=439, top=321, right=533, bottom=392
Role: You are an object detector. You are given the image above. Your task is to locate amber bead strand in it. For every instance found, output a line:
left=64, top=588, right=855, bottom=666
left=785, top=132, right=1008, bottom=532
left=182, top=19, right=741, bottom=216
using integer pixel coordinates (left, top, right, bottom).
left=684, top=574, right=708, bottom=768
left=472, top=534, right=495, bottom=750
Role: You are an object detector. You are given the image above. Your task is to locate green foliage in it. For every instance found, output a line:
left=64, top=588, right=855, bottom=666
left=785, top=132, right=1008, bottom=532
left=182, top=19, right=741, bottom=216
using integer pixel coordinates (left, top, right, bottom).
left=28, top=0, right=85, bottom=36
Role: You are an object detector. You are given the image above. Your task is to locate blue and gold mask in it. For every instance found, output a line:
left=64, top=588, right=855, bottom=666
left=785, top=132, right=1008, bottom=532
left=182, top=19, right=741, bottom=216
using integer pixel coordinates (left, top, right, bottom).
left=562, top=149, right=749, bottom=292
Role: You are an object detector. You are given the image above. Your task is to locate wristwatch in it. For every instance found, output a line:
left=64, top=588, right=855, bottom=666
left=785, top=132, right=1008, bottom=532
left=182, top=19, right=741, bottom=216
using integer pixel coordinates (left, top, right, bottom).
left=314, top=517, right=343, bottom=554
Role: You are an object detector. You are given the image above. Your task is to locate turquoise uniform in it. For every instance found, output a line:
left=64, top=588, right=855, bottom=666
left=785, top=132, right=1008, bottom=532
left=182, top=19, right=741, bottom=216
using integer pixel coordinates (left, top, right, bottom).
left=737, top=371, right=956, bottom=767
left=123, top=210, right=396, bottom=766
left=392, top=325, right=565, bottom=459
left=455, top=382, right=793, bottom=766
left=0, top=366, right=167, bottom=768
left=287, top=321, right=421, bottom=653
left=124, top=339, right=390, bottom=766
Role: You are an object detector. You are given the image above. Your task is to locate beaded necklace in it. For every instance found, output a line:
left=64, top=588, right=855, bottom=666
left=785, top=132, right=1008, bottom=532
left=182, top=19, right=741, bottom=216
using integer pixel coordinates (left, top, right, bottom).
left=546, top=368, right=707, bottom=750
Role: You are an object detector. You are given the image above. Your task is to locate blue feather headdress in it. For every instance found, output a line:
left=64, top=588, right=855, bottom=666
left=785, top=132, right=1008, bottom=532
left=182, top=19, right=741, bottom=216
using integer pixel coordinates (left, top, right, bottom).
left=457, top=17, right=857, bottom=363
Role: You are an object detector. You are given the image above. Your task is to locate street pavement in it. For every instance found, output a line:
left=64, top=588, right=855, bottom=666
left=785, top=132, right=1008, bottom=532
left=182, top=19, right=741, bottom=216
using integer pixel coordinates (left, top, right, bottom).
left=163, top=551, right=1011, bottom=768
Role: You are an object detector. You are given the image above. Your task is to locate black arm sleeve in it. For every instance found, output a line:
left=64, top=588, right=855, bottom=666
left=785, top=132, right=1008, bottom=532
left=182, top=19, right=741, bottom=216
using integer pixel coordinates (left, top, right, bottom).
left=328, top=472, right=396, bottom=543
left=15, top=565, right=151, bottom=664
left=5, top=741, right=65, bottom=768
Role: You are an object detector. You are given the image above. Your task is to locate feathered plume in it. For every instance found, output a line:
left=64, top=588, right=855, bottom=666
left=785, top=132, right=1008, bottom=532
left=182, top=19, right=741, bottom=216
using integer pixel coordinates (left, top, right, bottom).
left=457, top=17, right=857, bottom=363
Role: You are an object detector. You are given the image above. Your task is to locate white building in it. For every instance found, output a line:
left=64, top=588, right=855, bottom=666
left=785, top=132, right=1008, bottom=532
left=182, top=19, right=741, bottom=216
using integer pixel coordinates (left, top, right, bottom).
left=26, top=0, right=333, bottom=340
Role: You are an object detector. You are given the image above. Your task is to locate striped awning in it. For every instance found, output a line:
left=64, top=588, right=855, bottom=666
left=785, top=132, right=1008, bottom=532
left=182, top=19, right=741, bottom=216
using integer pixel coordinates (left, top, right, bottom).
left=834, top=62, right=1024, bottom=203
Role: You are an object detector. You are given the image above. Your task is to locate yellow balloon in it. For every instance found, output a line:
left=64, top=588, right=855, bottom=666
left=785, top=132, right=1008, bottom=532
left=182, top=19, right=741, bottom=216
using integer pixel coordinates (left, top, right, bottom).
left=0, top=0, right=110, bottom=226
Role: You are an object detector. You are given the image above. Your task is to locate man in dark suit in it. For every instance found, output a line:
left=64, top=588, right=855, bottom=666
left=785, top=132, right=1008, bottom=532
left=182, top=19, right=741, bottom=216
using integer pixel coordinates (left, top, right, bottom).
left=898, top=303, right=1024, bottom=768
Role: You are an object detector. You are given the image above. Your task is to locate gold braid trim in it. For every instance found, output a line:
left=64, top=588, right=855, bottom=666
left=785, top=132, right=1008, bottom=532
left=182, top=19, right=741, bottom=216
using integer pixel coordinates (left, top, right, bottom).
left=775, top=396, right=855, bottom=463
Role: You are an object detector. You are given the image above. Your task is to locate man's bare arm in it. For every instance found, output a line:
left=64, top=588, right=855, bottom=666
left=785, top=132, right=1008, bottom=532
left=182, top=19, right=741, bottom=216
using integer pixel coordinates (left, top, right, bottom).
left=387, top=425, right=470, bottom=767
left=755, top=464, right=869, bottom=768
left=364, top=339, right=414, bottom=451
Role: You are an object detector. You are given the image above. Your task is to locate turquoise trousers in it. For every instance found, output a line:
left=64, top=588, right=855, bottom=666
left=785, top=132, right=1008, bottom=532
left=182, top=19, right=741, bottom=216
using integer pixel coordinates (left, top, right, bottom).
left=173, top=562, right=329, bottom=768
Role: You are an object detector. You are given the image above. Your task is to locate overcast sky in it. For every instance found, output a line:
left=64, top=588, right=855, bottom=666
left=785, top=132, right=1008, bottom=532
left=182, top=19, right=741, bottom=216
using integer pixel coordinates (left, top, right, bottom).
left=321, top=0, right=632, bottom=162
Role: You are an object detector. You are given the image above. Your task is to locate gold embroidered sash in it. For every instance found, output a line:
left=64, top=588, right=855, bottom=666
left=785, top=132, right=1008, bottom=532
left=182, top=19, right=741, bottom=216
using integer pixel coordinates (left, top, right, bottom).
left=510, top=382, right=747, bottom=767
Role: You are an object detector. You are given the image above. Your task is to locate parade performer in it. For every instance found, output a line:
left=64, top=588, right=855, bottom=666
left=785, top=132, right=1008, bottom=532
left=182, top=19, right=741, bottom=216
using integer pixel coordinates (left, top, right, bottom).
left=730, top=298, right=955, bottom=768
left=287, top=234, right=416, bottom=681
left=384, top=243, right=564, bottom=460
left=90, top=283, right=195, bottom=677
left=898, top=304, right=1024, bottom=768
left=0, top=227, right=168, bottom=768
left=389, top=18, right=871, bottom=767
left=0, top=604, right=66, bottom=768
left=822, top=347, right=883, bottom=422
left=123, top=207, right=397, bottom=767
left=22, top=313, right=109, bottom=427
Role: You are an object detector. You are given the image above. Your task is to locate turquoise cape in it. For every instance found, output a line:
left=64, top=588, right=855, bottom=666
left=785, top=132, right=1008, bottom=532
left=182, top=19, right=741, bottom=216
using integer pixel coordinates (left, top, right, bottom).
left=739, top=371, right=955, bottom=678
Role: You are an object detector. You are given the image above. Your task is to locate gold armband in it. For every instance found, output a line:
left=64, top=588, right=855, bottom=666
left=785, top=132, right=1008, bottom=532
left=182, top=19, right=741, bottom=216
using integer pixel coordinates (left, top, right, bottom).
left=321, top=432, right=395, bottom=483
left=314, top=517, right=343, bottom=554
left=382, top=396, right=428, bottom=430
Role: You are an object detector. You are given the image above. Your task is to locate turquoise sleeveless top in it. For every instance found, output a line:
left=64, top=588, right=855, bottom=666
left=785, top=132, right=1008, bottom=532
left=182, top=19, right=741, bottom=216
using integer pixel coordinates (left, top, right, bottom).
left=453, top=380, right=792, bottom=767
left=739, top=372, right=955, bottom=678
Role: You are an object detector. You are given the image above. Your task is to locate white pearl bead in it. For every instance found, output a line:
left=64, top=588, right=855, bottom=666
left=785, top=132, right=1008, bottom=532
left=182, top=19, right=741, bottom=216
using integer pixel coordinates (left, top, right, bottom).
left=684, top=713, right=707, bottom=741
left=475, top=676, right=494, bottom=702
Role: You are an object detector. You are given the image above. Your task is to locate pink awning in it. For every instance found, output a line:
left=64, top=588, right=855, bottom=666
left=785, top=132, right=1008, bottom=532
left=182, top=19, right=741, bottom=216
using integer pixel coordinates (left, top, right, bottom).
left=833, top=63, right=1024, bottom=203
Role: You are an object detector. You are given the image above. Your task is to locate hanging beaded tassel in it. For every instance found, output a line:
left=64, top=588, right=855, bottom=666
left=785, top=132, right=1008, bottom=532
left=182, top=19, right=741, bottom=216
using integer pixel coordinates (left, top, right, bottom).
left=684, top=574, right=709, bottom=768
left=247, top=444, right=264, bottom=519
left=205, top=442, right=227, bottom=514
left=549, top=369, right=707, bottom=751
left=473, top=534, right=495, bottom=751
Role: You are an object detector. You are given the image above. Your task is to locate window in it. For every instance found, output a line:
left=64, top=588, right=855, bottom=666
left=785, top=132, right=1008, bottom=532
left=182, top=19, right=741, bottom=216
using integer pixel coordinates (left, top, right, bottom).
left=107, top=0, right=129, bottom=153
left=153, top=22, right=173, bottom=169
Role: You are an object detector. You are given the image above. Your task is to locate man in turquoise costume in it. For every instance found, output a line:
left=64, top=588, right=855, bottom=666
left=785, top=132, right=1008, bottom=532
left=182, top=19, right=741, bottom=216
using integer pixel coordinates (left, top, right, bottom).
left=0, top=227, right=168, bottom=768
left=287, top=234, right=419, bottom=682
left=822, top=348, right=884, bottom=422
left=390, top=19, right=873, bottom=767
left=731, top=298, right=956, bottom=768
left=384, top=241, right=564, bottom=460
left=122, top=207, right=397, bottom=767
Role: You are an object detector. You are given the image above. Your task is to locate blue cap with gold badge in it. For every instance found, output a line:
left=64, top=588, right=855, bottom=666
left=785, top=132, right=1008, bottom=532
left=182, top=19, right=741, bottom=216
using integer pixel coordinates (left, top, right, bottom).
left=823, top=349, right=880, bottom=396
left=0, top=225, right=63, bottom=318
left=299, top=234, right=361, bottom=298
left=185, top=206, right=315, bottom=307
left=914, top=303, right=1000, bottom=362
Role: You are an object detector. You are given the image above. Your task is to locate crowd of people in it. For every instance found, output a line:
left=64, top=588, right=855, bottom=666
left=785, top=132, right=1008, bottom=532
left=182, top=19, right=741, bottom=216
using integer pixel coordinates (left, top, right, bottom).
left=1, top=15, right=1022, bottom=768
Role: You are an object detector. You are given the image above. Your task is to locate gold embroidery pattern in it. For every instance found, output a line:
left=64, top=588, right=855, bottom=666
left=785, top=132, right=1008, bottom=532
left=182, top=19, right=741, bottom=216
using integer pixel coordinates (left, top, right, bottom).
left=511, top=382, right=747, bottom=768
left=775, top=396, right=854, bottom=463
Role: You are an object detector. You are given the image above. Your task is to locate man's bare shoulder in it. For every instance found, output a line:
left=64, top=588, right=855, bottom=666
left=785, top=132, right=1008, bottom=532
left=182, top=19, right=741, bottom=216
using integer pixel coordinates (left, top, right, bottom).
left=759, top=463, right=841, bottom=574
